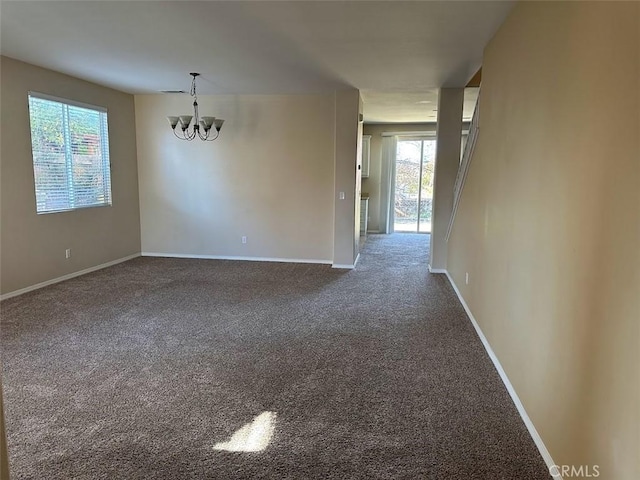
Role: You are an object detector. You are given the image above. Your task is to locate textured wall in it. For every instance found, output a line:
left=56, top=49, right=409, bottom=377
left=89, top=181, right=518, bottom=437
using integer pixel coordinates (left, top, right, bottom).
left=0, top=57, right=141, bottom=295
left=430, top=88, right=463, bottom=270
left=332, top=89, right=361, bottom=267
left=135, top=93, right=335, bottom=263
left=447, top=2, right=639, bottom=478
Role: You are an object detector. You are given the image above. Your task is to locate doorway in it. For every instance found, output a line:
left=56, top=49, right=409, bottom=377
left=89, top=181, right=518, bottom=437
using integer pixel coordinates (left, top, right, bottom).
left=394, top=138, right=436, bottom=233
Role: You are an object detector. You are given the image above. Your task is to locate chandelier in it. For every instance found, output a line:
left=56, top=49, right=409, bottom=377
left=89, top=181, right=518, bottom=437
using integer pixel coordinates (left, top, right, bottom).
left=167, top=73, right=224, bottom=141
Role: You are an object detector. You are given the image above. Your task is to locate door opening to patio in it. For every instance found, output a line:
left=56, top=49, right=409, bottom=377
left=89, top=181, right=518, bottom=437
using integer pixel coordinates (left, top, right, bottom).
left=394, top=138, right=436, bottom=233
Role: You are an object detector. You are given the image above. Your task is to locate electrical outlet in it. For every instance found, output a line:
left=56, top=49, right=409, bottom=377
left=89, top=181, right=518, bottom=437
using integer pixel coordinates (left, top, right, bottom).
left=65, top=248, right=71, bottom=259
left=465, top=272, right=469, bottom=285
left=241, top=236, right=247, bottom=244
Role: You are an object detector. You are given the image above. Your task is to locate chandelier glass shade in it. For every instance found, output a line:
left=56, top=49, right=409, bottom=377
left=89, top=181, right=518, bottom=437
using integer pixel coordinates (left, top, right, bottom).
left=167, top=73, right=224, bottom=141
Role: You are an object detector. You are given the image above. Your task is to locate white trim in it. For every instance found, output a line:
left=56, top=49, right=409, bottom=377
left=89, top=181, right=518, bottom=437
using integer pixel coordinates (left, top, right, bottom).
left=381, top=131, right=436, bottom=137
left=0, top=253, right=140, bottom=301
left=28, top=91, right=108, bottom=113
left=379, top=135, right=398, bottom=234
left=428, top=266, right=447, bottom=274
left=331, top=251, right=360, bottom=270
left=443, top=270, right=561, bottom=480
left=378, top=125, right=471, bottom=138
left=366, top=230, right=380, bottom=234
left=142, top=252, right=332, bottom=265
left=332, top=263, right=355, bottom=269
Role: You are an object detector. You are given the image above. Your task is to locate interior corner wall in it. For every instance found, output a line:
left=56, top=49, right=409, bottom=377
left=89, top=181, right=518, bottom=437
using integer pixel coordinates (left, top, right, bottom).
left=446, top=2, right=639, bottom=478
left=354, top=94, right=364, bottom=259
left=0, top=56, right=141, bottom=295
left=332, top=89, right=361, bottom=267
left=135, top=93, right=335, bottom=262
left=362, top=123, right=437, bottom=233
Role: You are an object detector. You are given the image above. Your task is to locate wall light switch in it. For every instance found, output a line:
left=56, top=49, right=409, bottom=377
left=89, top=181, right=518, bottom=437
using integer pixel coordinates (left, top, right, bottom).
left=339, top=192, right=345, bottom=200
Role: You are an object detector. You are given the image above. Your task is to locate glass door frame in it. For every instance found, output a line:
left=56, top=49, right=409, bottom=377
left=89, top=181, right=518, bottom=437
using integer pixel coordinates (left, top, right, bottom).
left=394, top=134, right=437, bottom=234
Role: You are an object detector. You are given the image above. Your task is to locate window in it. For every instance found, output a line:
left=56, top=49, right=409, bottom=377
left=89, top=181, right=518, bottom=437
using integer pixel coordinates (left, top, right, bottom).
left=28, top=92, right=112, bottom=214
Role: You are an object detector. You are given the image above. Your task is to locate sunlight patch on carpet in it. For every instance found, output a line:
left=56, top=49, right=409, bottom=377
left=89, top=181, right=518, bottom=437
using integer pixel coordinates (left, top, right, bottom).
left=213, top=411, right=277, bottom=452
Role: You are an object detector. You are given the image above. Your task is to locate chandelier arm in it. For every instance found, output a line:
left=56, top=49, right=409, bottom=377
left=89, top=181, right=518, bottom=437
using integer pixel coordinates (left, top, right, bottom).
left=197, top=129, right=208, bottom=141
left=173, top=128, right=186, bottom=140
left=205, top=130, right=220, bottom=142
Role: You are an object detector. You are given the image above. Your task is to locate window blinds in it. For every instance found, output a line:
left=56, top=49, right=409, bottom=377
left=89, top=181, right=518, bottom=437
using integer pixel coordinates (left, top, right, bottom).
left=28, top=93, right=112, bottom=214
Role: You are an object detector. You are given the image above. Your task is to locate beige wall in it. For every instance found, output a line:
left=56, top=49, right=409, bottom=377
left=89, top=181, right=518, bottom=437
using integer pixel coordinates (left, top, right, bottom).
left=332, top=89, right=362, bottom=267
left=0, top=57, right=141, bottom=295
left=135, top=93, right=335, bottom=262
left=447, top=2, right=639, bottom=478
left=430, top=88, right=463, bottom=271
left=362, top=123, right=437, bottom=232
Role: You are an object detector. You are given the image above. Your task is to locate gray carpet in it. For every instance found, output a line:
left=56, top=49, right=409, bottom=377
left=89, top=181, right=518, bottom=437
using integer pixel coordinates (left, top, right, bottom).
left=1, top=234, right=551, bottom=479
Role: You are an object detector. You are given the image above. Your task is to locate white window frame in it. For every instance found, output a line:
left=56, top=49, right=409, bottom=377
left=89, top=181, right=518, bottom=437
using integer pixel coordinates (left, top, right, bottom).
left=27, top=92, right=112, bottom=214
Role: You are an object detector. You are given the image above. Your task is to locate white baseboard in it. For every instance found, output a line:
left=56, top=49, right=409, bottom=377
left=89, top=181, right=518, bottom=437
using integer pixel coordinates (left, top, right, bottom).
left=428, top=265, right=447, bottom=274
left=367, top=230, right=380, bottom=234
left=331, top=252, right=360, bottom=270
left=443, top=270, right=561, bottom=480
left=332, top=263, right=355, bottom=269
left=141, top=252, right=332, bottom=265
left=1, top=253, right=141, bottom=301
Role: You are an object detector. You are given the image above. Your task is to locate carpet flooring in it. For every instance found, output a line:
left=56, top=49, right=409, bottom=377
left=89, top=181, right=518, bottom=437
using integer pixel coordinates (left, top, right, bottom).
left=1, top=234, right=551, bottom=479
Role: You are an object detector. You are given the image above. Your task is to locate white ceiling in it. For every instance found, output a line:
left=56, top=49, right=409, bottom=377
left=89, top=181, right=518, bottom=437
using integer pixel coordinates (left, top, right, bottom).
left=0, top=1, right=513, bottom=123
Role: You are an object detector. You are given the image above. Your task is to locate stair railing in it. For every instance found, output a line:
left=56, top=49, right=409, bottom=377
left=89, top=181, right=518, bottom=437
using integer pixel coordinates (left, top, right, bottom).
left=446, top=91, right=480, bottom=242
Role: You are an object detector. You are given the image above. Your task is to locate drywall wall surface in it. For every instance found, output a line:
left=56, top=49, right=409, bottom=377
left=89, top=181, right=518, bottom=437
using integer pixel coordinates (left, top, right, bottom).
left=429, top=88, right=463, bottom=270
left=446, top=2, right=639, bottom=478
left=0, top=56, right=141, bottom=295
left=332, top=89, right=361, bottom=267
left=354, top=94, right=364, bottom=260
left=135, top=93, right=335, bottom=262
left=362, top=123, right=437, bottom=233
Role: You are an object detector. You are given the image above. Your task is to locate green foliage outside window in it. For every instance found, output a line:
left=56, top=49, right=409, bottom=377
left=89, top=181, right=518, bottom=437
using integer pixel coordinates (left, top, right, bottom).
left=28, top=94, right=112, bottom=214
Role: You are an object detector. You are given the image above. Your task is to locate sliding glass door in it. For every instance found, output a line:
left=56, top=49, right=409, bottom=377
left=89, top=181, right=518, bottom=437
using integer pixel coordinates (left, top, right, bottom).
left=394, top=138, right=436, bottom=233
